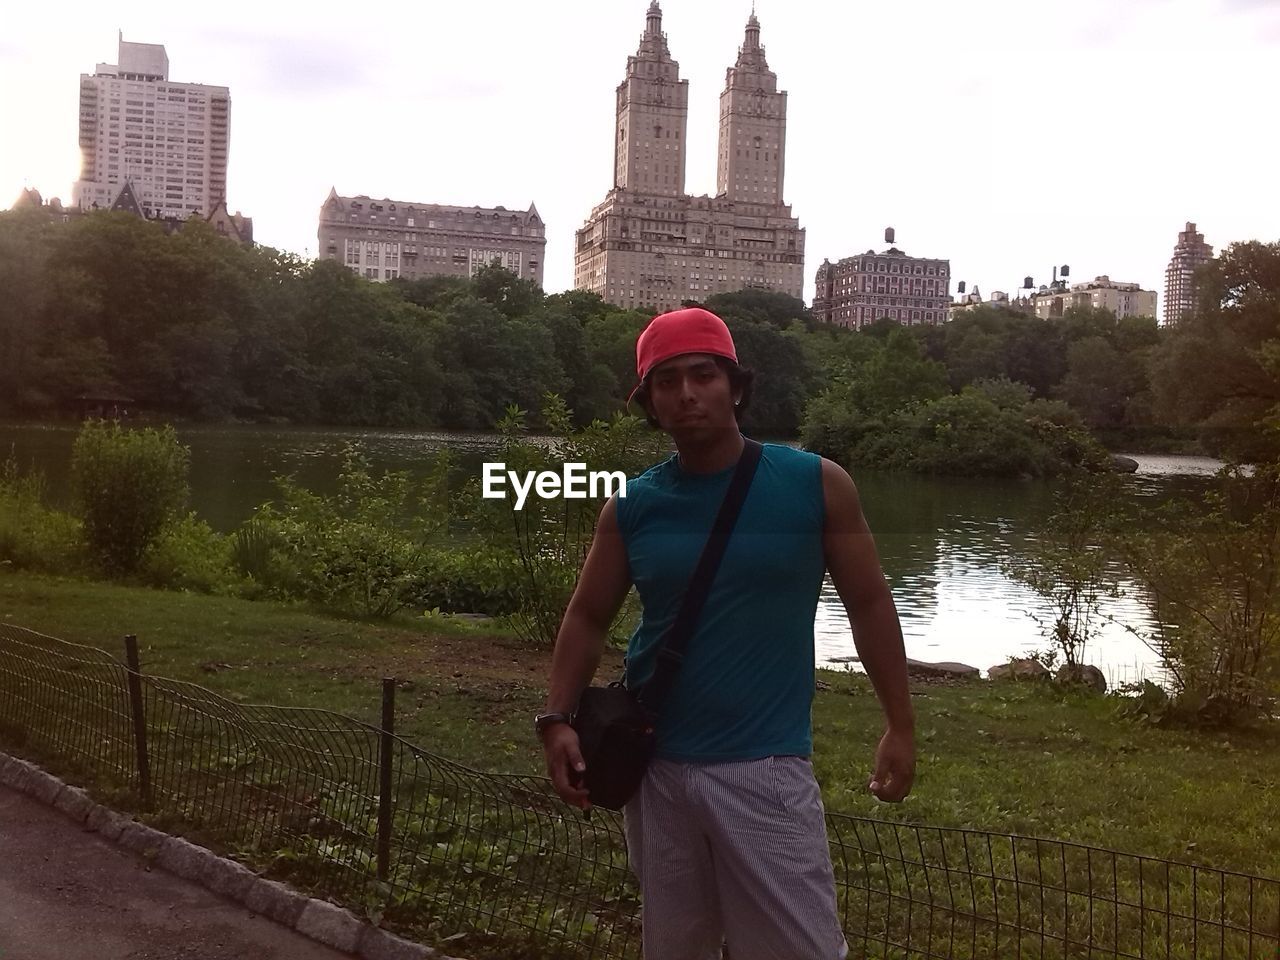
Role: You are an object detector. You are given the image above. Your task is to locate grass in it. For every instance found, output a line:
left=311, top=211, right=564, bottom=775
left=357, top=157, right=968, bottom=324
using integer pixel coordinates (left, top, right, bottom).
left=0, top=569, right=574, bottom=773
left=2, top=568, right=1278, bottom=958
left=2, top=568, right=1275, bottom=880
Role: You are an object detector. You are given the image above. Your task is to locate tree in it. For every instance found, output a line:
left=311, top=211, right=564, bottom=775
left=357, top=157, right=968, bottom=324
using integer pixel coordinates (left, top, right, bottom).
left=800, top=328, right=948, bottom=461
left=1150, top=240, right=1280, bottom=461
left=70, top=421, right=190, bottom=573
left=1057, top=336, right=1131, bottom=430
left=1003, top=472, right=1122, bottom=667
left=702, top=289, right=810, bottom=330
left=471, top=262, right=544, bottom=319
left=1116, top=464, right=1280, bottom=721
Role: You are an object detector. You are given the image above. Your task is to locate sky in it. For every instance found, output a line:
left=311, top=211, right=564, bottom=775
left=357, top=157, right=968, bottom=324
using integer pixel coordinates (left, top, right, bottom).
left=2, top=0, right=1278, bottom=305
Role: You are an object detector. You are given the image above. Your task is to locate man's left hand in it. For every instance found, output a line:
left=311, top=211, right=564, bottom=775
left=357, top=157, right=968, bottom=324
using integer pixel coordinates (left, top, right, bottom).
left=868, top=727, right=916, bottom=803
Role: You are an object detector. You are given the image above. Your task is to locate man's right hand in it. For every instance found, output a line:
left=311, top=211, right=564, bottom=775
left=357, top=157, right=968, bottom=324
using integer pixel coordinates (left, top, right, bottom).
left=542, top=723, right=591, bottom=810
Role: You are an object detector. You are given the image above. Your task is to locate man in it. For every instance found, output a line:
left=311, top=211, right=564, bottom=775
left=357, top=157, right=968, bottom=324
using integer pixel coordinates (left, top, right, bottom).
left=538, top=307, right=915, bottom=960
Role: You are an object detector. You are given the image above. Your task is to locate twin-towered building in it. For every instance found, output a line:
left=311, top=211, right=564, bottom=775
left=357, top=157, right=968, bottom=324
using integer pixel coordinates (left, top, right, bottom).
left=573, top=3, right=805, bottom=311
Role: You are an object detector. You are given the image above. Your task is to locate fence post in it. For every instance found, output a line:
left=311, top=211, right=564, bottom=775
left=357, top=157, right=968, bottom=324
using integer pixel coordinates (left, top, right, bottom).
left=123, top=634, right=152, bottom=810
left=377, top=677, right=395, bottom=883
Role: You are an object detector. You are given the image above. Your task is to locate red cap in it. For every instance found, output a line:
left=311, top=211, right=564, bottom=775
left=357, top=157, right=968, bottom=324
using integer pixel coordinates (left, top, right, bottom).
left=628, top=307, right=738, bottom=402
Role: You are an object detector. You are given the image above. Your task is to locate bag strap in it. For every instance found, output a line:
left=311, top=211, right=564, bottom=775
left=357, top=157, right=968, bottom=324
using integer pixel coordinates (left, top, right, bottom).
left=636, top=437, right=763, bottom=712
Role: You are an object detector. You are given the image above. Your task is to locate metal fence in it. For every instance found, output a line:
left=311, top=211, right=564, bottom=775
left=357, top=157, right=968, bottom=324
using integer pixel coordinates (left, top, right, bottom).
left=0, top=622, right=1276, bottom=959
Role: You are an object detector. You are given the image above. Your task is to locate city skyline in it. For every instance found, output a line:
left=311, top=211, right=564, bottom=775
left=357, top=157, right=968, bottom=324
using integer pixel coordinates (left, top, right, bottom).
left=2, top=0, right=1277, bottom=305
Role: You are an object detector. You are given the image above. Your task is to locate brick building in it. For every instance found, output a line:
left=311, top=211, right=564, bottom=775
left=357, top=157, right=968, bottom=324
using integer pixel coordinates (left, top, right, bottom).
left=812, top=244, right=950, bottom=328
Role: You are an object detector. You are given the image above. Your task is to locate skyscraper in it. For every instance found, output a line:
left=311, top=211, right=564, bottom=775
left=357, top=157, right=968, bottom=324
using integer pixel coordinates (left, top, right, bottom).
left=73, top=34, right=230, bottom=220
left=574, top=4, right=804, bottom=311
left=1163, top=222, right=1213, bottom=325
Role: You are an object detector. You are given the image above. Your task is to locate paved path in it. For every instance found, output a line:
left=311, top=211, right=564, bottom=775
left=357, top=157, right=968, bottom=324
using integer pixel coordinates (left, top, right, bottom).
left=0, top=784, right=352, bottom=960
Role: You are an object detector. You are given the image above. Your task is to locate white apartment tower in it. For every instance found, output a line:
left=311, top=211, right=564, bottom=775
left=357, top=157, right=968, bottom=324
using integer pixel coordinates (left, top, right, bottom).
left=73, top=34, right=230, bottom=220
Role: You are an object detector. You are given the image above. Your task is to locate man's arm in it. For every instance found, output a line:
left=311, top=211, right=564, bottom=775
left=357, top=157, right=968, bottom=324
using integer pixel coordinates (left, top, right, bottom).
left=542, top=495, right=633, bottom=809
left=821, top=458, right=916, bottom=802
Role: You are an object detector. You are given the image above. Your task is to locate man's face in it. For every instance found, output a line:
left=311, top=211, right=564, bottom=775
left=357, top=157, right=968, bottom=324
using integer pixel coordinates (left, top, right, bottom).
left=643, top=353, right=739, bottom=439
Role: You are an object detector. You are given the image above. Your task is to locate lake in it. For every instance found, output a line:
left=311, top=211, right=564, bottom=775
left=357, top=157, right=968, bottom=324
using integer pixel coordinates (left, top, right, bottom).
left=2, top=423, right=1220, bottom=683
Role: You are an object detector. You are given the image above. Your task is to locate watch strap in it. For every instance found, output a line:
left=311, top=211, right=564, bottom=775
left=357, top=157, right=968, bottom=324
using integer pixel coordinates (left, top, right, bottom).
left=535, top=711, right=573, bottom=735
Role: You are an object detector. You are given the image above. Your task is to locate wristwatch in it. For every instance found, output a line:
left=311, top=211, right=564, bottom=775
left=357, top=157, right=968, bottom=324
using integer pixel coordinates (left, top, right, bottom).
left=534, top=711, right=573, bottom=736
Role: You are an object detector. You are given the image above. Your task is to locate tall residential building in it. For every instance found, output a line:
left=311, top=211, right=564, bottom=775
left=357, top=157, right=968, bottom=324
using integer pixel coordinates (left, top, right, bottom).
left=73, top=34, right=230, bottom=220
left=812, top=245, right=951, bottom=329
left=317, top=190, right=546, bottom=285
left=1163, top=222, right=1213, bottom=325
left=1029, top=275, right=1157, bottom=320
left=574, top=4, right=804, bottom=312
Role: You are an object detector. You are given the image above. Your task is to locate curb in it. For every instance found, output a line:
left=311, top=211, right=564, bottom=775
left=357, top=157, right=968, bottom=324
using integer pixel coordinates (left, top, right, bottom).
left=0, top=750, right=466, bottom=960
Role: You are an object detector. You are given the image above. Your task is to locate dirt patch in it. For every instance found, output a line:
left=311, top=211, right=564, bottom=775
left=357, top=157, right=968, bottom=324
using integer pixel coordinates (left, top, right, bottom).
left=310, top=627, right=626, bottom=697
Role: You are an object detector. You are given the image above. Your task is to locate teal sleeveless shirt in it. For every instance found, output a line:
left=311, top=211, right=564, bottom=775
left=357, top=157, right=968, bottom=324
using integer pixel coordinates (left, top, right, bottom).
left=616, top=442, right=826, bottom=762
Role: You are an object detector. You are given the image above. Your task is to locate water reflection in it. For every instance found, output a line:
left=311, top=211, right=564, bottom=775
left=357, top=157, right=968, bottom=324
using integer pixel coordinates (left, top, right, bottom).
left=815, top=463, right=1205, bottom=682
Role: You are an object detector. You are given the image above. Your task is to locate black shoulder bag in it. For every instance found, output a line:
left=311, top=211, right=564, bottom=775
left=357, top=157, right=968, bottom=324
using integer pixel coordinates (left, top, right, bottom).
left=571, top=438, right=763, bottom=810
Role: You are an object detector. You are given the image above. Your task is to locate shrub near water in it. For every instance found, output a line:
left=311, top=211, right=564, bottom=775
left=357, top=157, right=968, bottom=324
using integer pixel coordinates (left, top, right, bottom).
left=239, top=443, right=453, bottom=618
left=0, top=457, right=85, bottom=573
left=465, top=395, right=668, bottom=648
left=70, top=421, right=190, bottom=574
left=138, top=513, right=237, bottom=594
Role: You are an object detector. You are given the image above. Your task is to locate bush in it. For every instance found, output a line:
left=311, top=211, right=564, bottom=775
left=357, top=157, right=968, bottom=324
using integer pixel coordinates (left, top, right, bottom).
left=416, top=548, right=522, bottom=616
left=0, top=458, right=85, bottom=574
left=249, top=443, right=451, bottom=618
left=1116, top=463, right=1280, bottom=722
left=138, top=513, right=238, bottom=594
left=1003, top=471, right=1123, bottom=667
left=70, top=421, right=190, bottom=574
left=466, top=396, right=668, bottom=648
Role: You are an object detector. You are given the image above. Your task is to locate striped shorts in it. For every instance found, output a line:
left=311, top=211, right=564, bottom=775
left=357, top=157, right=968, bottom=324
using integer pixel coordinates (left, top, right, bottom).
left=623, top=756, right=848, bottom=960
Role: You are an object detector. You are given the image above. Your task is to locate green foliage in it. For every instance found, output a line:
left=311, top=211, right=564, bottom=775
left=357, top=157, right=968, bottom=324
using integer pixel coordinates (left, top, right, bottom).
left=231, top=515, right=281, bottom=585
left=1150, top=240, right=1280, bottom=462
left=138, top=513, right=237, bottom=594
left=70, top=420, right=190, bottom=573
left=702, top=289, right=809, bottom=328
left=466, top=396, right=667, bottom=648
left=0, top=457, right=85, bottom=573
left=1114, top=463, right=1280, bottom=722
left=1003, top=472, right=1123, bottom=666
left=869, top=389, right=1047, bottom=476
left=800, top=328, right=949, bottom=460
left=0, top=207, right=1206, bottom=463
left=1112, top=679, right=1174, bottom=725
left=833, top=384, right=1106, bottom=478
left=416, top=547, right=521, bottom=616
left=250, top=443, right=452, bottom=618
